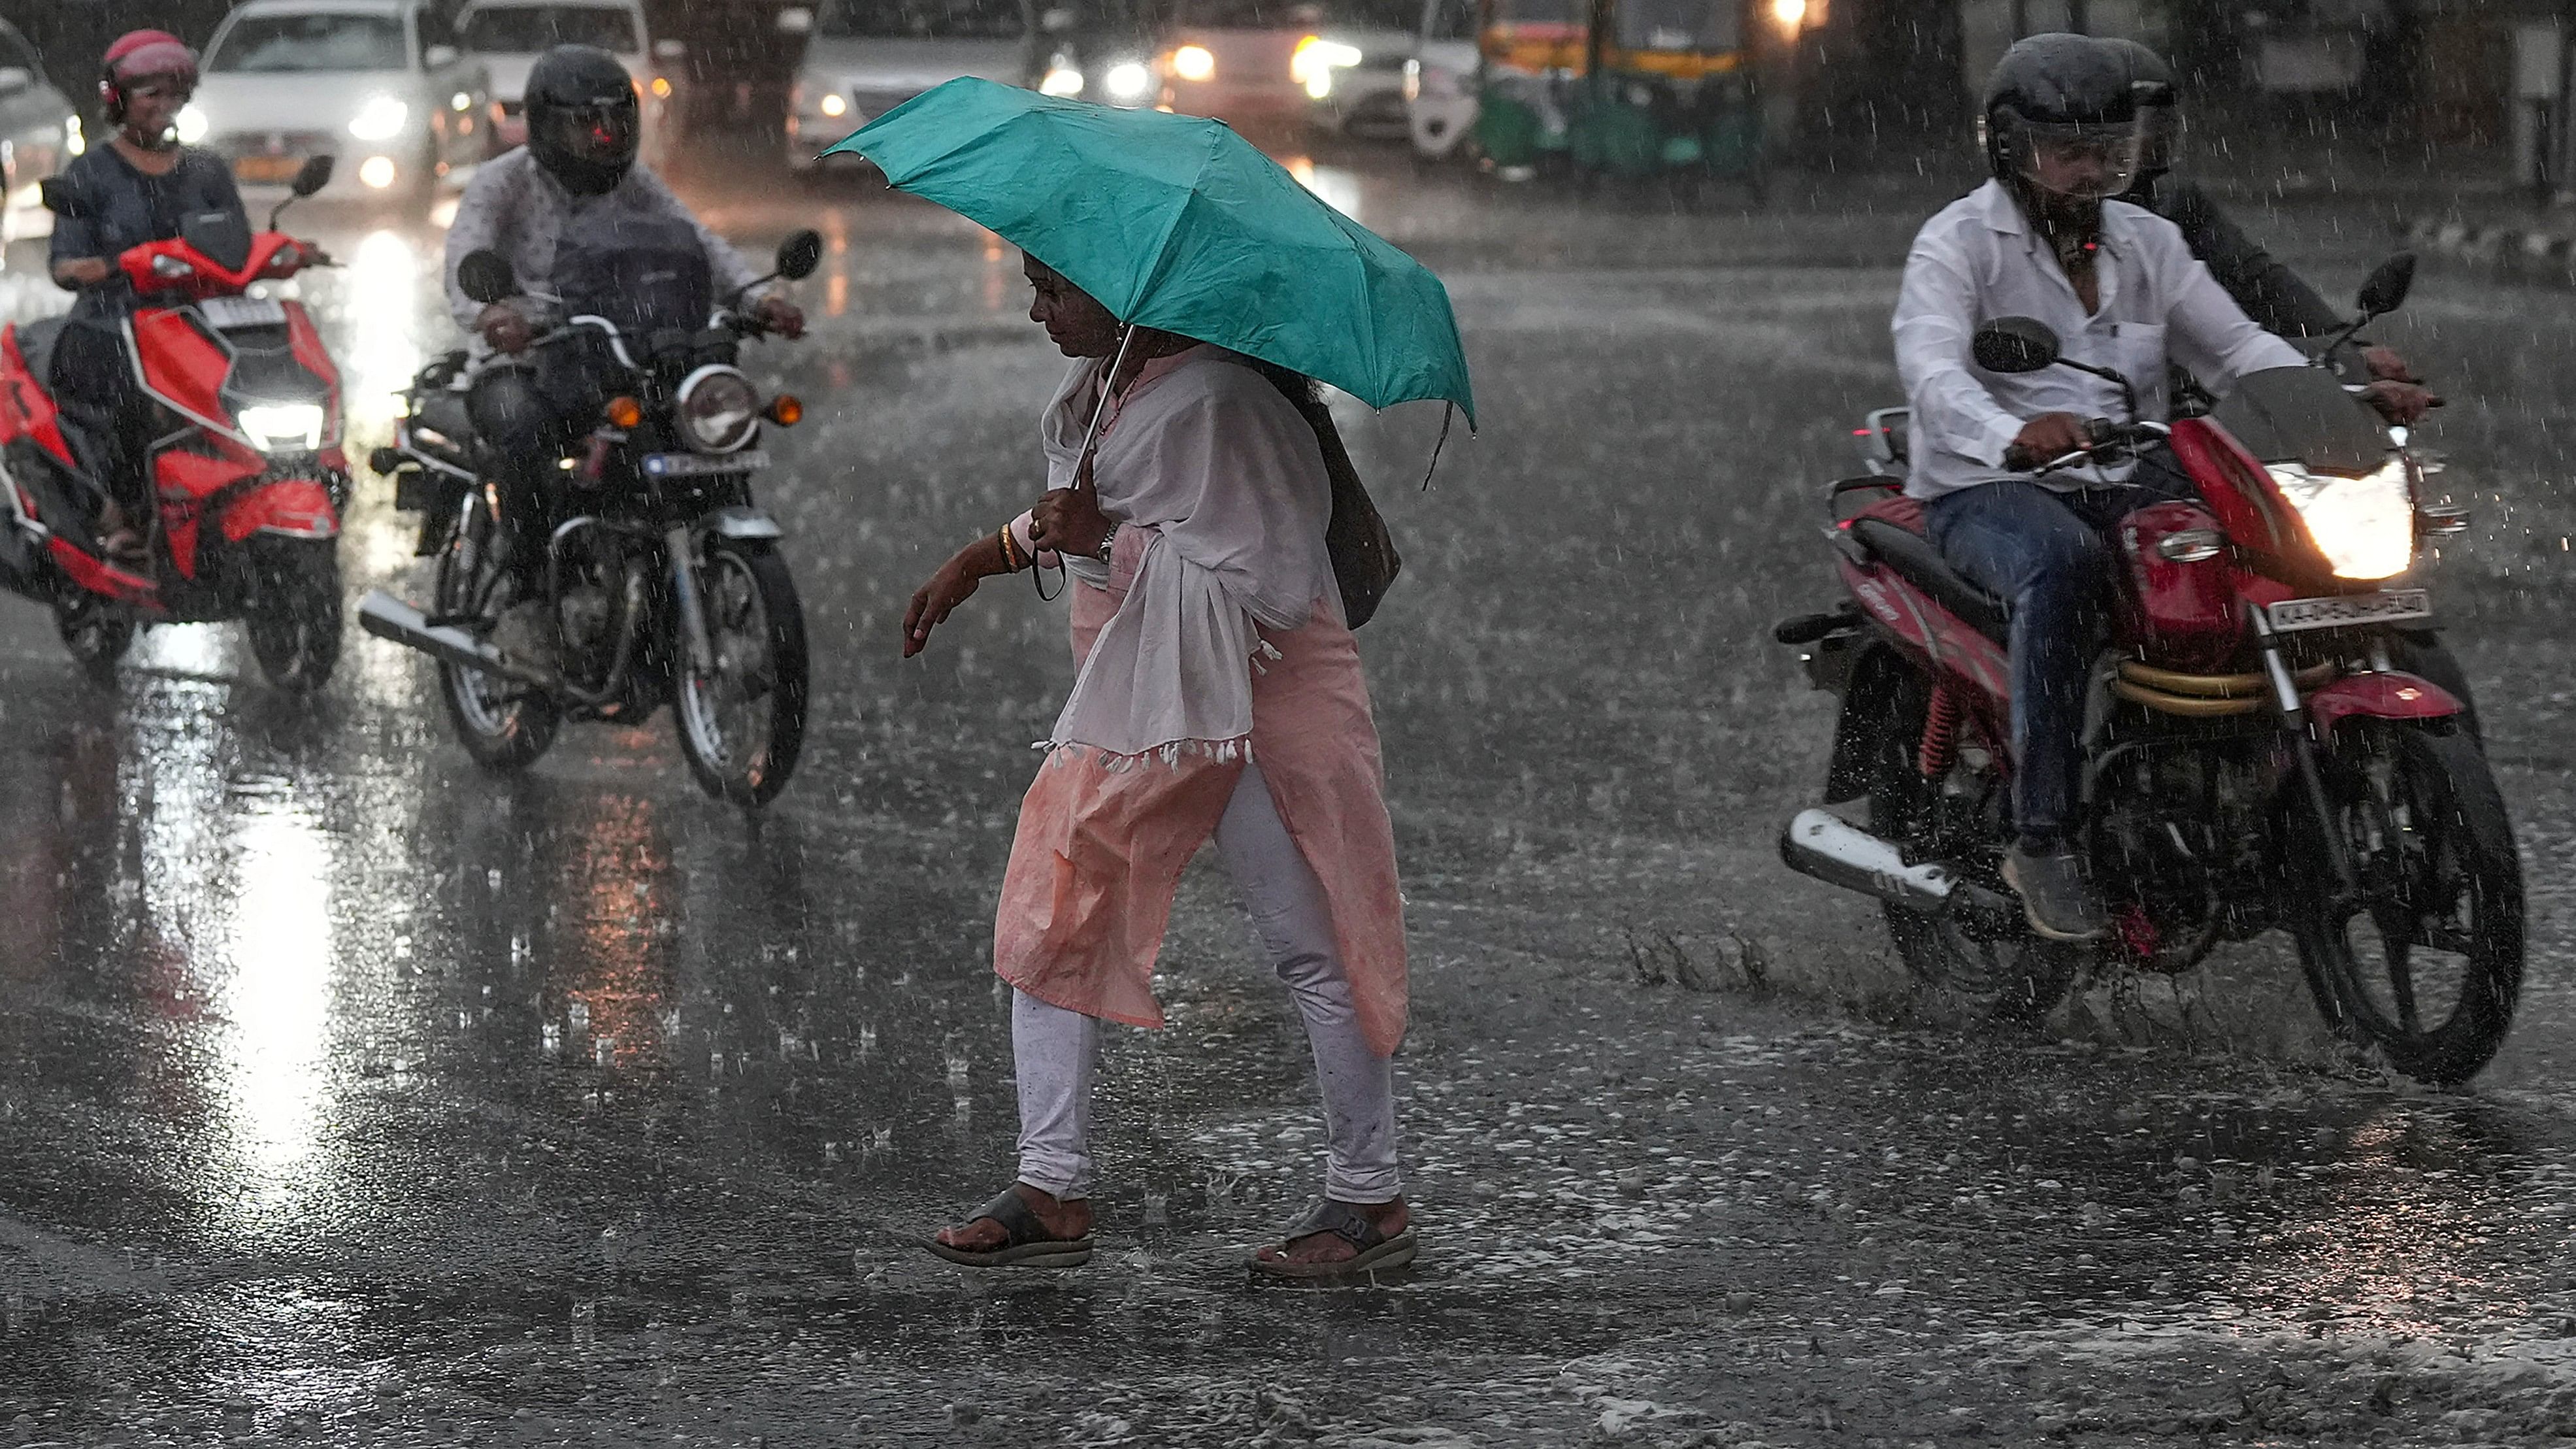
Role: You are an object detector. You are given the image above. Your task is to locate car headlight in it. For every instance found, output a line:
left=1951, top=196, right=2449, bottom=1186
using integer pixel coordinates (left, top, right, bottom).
left=1040, top=66, right=1084, bottom=97
left=348, top=95, right=409, bottom=141
left=1172, top=44, right=1215, bottom=82
left=1105, top=61, right=1153, bottom=101
left=240, top=403, right=326, bottom=453
left=676, top=366, right=761, bottom=454
left=1291, top=36, right=1364, bottom=99
left=175, top=104, right=208, bottom=144
left=2268, top=458, right=2415, bottom=581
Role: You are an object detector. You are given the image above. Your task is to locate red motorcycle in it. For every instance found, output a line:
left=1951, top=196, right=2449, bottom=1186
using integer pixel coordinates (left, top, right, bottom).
left=1775, top=255, right=2524, bottom=1084
left=0, top=156, right=346, bottom=688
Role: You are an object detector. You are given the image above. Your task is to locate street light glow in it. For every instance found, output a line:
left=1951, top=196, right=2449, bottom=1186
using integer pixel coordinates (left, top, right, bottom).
left=1772, top=0, right=1809, bottom=31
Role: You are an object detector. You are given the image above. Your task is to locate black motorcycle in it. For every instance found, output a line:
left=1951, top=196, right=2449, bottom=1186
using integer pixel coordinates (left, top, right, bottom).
left=359, top=230, right=823, bottom=807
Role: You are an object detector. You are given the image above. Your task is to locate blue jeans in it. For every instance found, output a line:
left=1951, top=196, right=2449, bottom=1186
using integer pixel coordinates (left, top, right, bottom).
left=1924, top=464, right=2190, bottom=848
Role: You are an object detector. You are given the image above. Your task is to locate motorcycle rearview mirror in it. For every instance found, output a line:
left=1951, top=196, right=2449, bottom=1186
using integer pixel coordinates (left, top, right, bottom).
left=2355, top=252, right=2417, bottom=320
left=268, top=154, right=336, bottom=229
left=776, top=229, right=824, bottom=281
left=457, top=249, right=518, bottom=305
left=1972, top=316, right=2062, bottom=375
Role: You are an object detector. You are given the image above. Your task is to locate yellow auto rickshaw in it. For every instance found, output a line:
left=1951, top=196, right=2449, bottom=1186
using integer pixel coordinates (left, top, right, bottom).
left=1467, top=0, right=1589, bottom=172
left=1566, top=0, right=1764, bottom=199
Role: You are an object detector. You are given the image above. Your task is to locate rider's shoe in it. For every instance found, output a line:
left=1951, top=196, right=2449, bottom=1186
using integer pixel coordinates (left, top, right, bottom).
left=489, top=598, right=561, bottom=676
left=2001, top=842, right=2108, bottom=942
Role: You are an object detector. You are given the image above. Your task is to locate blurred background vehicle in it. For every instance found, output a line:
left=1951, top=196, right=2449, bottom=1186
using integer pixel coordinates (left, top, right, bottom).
left=785, top=0, right=1039, bottom=176
left=457, top=0, right=685, bottom=167
left=1302, top=16, right=1412, bottom=139
left=190, top=0, right=490, bottom=207
left=1449, top=0, right=1586, bottom=175
left=1031, top=0, right=1162, bottom=112
left=1159, top=0, right=1322, bottom=132
left=1403, top=0, right=1477, bottom=160
left=0, top=17, right=76, bottom=240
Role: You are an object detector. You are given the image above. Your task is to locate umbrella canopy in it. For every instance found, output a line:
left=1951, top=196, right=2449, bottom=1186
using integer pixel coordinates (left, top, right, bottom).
left=822, top=78, right=1474, bottom=426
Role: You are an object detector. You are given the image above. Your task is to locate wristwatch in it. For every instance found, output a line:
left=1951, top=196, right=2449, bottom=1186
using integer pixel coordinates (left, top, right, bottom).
left=1093, top=522, right=1119, bottom=564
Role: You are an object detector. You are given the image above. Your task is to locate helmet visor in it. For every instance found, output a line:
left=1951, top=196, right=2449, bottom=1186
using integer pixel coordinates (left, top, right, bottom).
left=540, top=99, right=638, bottom=167
left=2137, top=103, right=2179, bottom=176
left=2013, top=116, right=2143, bottom=200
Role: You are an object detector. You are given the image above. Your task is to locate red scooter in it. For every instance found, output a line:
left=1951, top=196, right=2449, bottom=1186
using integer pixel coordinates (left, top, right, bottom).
left=0, top=155, right=347, bottom=688
left=1774, top=255, right=2523, bottom=1084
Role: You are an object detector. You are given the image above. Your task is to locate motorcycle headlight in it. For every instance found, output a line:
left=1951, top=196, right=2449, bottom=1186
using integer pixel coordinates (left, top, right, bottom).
left=348, top=95, right=410, bottom=141
left=676, top=367, right=760, bottom=454
left=175, top=104, right=209, bottom=144
left=1040, top=66, right=1085, bottom=97
left=2267, top=458, right=2415, bottom=582
left=240, top=402, right=325, bottom=453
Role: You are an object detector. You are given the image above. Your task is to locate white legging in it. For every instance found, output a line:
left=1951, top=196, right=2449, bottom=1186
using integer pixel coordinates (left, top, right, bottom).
left=1012, top=762, right=1401, bottom=1203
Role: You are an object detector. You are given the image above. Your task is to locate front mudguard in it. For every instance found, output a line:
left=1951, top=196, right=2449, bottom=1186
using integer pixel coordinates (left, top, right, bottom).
left=2307, top=670, right=2464, bottom=741
left=1824, top=642, right=1921, bottom=804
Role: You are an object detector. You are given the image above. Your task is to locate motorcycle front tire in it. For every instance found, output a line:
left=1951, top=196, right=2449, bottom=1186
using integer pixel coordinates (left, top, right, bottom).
left=244, top=537, right=343, bottom=692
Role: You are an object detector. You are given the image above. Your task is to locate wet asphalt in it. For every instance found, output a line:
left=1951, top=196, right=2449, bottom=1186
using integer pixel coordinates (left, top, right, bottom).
left=5, top=142, right=2576, bottom=1445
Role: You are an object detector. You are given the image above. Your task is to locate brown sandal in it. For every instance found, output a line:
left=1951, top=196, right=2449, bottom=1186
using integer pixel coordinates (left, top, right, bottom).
left=924, top=1188, right=1095, bottom=1269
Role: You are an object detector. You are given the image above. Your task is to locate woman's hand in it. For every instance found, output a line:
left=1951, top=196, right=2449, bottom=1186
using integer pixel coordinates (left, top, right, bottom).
left=903, top=537, right=1006, bottom=658
left=52, top=258, right=113, bottom=288
left=1029, top=460, right=1111, bottom=560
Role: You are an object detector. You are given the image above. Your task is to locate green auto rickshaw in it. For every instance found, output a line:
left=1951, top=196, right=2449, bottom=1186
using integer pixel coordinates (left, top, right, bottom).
left=1566, top=0, right=1765, bottom=199
left=1467, top=0, right=1589, bottom=173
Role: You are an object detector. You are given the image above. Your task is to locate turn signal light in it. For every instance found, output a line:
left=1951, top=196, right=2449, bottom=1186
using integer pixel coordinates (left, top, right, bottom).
left=763, top=394, right=804, bottom=426
left=603, top=395, right=644, bottom=429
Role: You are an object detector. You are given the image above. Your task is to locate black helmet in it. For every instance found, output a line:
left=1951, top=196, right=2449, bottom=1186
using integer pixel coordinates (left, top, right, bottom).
left=525, top=44, right=640, bottom=196
left=1978, top=33, right=2147, bottom=203
left=2104, top=37, right=2179, bottom=180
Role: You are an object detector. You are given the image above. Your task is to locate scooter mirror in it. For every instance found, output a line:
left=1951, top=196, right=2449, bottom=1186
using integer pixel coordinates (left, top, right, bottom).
left=37, top=178, right=87, bottom=220
left=776, top=229, right=825, bottom=282
left=457, top=250, right=518, bottom=305
left=290, top=154, right=336, bottom=197
left=2356, top=252, right=2416, bottom=319
left=1972, top=316, right=2062, bottom=375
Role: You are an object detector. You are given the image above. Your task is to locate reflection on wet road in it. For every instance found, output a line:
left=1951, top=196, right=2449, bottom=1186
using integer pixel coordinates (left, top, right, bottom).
left=4, top=150, right=2576, bottom=1441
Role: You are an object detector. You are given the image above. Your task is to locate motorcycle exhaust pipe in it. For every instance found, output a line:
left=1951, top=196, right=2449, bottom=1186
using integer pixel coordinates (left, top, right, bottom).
left=357, top=590, right=554, bottom=691
left=1779, top=808, right=1960, bottom=914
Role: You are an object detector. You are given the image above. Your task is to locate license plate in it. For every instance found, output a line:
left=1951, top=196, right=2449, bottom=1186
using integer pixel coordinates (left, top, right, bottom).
left=199, top=295, right=286, bottom=329
left=233, top=154, right=302, bottom=184
left=2266, top=588, right=2431, bottom=633
left=642, top=449, right=768, bottom=478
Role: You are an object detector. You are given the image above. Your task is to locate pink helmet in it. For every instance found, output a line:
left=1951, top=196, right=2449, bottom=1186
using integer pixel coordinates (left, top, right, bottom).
left=99, top=29, right=199, bottom=120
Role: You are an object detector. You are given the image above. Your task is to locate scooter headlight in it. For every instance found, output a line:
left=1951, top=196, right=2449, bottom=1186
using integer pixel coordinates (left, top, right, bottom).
left=675, top=366, right=760, bottom=454
left=2267, top=458, right=2415, bottom=581
left=240, top=402, right=326, bottom=453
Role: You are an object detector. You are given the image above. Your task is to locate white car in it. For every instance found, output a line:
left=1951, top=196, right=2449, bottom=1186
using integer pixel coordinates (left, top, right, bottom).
left=188, top=0, right=491, bottom=203
left=1305, top=25, right=1415, bottom=140
left=1404, top=0, right=1479, bottom=160
left=456, top=0, right=686, bottom=169
left=785, top=0, right=1036, bottom=175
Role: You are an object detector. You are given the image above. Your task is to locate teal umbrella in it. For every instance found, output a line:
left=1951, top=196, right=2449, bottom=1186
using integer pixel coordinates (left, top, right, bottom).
left=821, top=78, right=1474, bottom=427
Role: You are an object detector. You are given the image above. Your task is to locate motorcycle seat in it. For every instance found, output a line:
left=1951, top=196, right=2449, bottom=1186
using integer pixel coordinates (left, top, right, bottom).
left=1845, top=497, right=2009, bottom=643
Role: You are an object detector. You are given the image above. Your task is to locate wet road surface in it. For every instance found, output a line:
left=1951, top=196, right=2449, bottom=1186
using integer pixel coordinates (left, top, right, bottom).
left=5, top=146, right=2576, bottom=1444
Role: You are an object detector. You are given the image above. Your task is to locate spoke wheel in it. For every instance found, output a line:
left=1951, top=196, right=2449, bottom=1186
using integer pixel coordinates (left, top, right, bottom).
left=1866, top=671, right=2083, bottom=1022
left=434, top=513, right=558, bottom=771
left=2288, top=723, right=2522, bottom=1085
left=244, top=539, right=342, bottom=692
left=672, top=538, right=807, bottom=808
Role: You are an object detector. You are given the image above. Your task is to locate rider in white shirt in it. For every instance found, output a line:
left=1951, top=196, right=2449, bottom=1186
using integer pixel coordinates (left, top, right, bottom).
left=1891, top=33, right=2426, bottom=941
